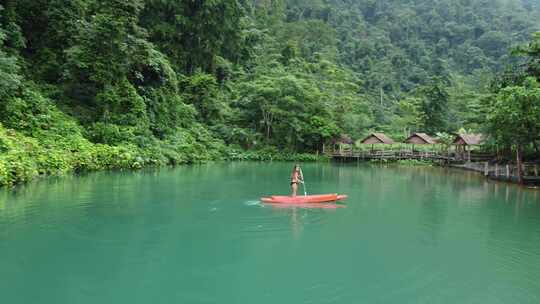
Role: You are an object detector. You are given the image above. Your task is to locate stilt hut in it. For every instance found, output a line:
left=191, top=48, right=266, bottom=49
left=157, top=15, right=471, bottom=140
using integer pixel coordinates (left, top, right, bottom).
left=361, top=133, right=395, bottom=152
left=404, top=133, right=437, bottom=152
left=323, top=134, right=353, bottom=155
left=453, top=133, right=485, bottom=162
left=336, top=134, right=353, bottom=155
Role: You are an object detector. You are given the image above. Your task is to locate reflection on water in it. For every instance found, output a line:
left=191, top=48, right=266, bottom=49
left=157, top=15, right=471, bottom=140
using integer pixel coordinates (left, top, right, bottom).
left=1, top=163, right=540, bottom=304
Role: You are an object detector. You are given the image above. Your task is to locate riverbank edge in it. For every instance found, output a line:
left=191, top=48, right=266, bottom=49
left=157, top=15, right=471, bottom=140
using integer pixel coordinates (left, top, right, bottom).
left=0, top=147, right=329, bottom=189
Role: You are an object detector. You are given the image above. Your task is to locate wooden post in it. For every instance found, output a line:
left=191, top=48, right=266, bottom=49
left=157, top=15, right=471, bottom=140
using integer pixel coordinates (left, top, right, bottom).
left=517, top=146, right=524, bottom=184
left=484, top=162, right=489, bottom=176
left=506, top=165, right=510, bottom=178
left=495, top=164, right=499, bottom=177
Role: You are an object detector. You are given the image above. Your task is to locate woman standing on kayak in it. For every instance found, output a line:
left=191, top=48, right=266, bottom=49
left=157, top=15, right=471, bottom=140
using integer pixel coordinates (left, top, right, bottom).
left=290, top=164, right=304, bottom=197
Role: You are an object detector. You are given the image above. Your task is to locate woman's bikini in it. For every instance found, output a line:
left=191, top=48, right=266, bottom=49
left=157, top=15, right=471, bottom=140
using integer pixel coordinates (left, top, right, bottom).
left=291, top=171, right=300, bottom=185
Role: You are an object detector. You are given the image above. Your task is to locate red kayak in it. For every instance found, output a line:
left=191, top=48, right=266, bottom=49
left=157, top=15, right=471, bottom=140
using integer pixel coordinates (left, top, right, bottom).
left=261, top=194, right=348, bottom=204
left=265, top=203, right=346, bottom=209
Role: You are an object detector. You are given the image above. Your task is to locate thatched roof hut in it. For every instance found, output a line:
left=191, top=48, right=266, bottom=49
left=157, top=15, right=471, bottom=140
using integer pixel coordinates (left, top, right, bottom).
left=404, top=133, right=437, bottom=145
left=333, top=134, right=353, bottom=145
left=361, top=133, right=395, bottom=145
left=453, top=133, right=485, bottom=162
left=323, top=134, right=353, bottom=155
left=453, top=134, right=485, bottom=146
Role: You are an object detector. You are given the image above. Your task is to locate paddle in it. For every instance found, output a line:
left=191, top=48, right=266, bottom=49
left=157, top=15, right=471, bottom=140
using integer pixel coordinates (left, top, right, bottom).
left=299, top=167, right=307, bottom=196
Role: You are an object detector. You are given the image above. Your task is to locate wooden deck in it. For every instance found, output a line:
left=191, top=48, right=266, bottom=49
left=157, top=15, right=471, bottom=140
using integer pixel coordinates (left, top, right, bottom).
left=452, top=162, right=540, bottom=185
left=332, top=150, right=450, bottom=161
left=326, top=148, right=493, bottom=163
left=326, top=147, right=540, bottom=185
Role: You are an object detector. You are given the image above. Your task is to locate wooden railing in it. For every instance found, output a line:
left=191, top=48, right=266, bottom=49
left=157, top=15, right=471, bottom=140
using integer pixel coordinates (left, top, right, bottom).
left=325, top=148, right=459, bottom=161
left=458, top=162, right=540, bottom=178
left=324, top=146, right=494, bottom=163
left=323, top=145, right=539, bottom=185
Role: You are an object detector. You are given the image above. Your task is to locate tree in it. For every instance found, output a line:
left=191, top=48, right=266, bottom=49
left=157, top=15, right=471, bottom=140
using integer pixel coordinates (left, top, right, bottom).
left=0, top=11, right=21, bottom=100
left=415, top=79, right=450, bottom=134
left=140, top=0, right=245, bottom=74
left=181, top=73, right=227, bottom=125
left=63, top=0, right=146, bottom=104
left=394, top=97, right=422, bottom=137
left=487, top=77, right=540, bottom=183
left=514, top=32, right=540, bottom=81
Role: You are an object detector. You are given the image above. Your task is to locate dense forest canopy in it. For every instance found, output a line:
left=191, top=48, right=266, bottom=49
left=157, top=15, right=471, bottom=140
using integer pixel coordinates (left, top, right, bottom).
left=1, top=0, right=540, bottom=185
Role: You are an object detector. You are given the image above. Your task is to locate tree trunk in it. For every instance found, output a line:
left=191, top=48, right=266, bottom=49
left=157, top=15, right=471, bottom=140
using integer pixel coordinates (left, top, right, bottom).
left=266, top=124, right=271, bottom=141
left=298, top=8, right=306, bottom=20
left=517, top=145, right=524, bottom=184
left=534, top=141, right=540, bottom=155
left=262, top=109, right=273, bottom=142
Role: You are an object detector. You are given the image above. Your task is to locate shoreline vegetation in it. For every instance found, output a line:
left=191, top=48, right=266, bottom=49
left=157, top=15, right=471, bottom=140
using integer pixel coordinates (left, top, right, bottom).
left=2, top=1, right=540, bottom=188
left=0, top=122, right=327, bottom=187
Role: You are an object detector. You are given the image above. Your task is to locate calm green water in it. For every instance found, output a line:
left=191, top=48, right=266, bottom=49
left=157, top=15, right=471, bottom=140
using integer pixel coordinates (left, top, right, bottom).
left=1, top=163, right=540, bottom=303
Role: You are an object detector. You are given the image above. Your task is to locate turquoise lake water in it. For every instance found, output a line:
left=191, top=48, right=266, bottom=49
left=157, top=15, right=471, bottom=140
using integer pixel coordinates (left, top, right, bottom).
left=1, top=162, right=540, bottom=303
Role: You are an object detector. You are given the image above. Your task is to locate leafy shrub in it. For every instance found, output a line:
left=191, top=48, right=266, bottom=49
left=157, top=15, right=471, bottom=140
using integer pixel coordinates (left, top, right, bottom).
left=85, top=122, right=140, bottom=145
left=224, top=146, right=326, bottom=162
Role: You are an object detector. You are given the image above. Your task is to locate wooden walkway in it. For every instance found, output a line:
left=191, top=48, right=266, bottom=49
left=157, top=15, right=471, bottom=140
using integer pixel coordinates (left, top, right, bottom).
left=452, top=162, right=540, bottom=185
left=326, top=148, right=540, bottom=185
left=327, top=148, right=493, bottom=163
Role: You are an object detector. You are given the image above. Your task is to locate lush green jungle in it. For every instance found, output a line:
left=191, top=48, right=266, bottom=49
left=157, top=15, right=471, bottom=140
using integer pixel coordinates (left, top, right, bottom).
left=1, top=0, right=540, bottom=186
